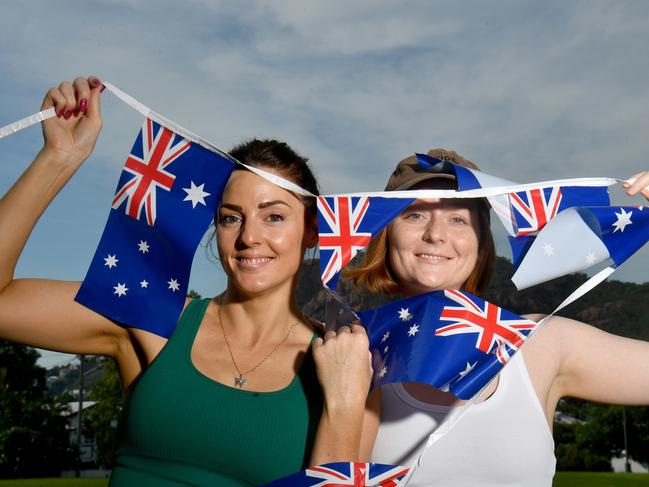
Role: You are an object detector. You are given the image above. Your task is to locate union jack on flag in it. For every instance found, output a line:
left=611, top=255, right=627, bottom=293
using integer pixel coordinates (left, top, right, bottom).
left=357, top=290, right=540, bottom=399
left=508, top=186, right=610, bottom=237
left=112, top=118, right=191, bottom=226
left=263, top=462, right=410, bottom=486
left=436, top=289, right=538, bottom=364
left=509, top=187, right=562, bottom=236
left=317, top=196, right=413, bottom=288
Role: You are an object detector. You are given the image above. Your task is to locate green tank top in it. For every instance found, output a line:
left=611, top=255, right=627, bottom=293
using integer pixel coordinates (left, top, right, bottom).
left=110, top=298, right=323, bottom=486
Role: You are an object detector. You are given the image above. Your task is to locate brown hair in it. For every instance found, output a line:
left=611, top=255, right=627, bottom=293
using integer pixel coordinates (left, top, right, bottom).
left=344, top=199, right=495, bottom=296
left=228, top=138, right=320, bottom=220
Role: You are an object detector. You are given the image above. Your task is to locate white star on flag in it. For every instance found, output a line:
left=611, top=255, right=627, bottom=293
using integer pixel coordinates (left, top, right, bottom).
left=398, top=308, right=412, bottom=321
left=458, top=362, right=477, bottom=378
left=183, top=181, right=211, bottom=208
left=543, top=242, right=555, bottom=256
left=381, top=331, right=390, bottom=343
left=383, top=346, right=389, bottom=353
left=168, top=279, right=180, bottom=292
left=140, top=280, right=149, bottom=288
left=585, top=252, right=596, bottom=265
left=612, top=208, right=633, bottom=233
left=138, top=240, right=150, bottom=253
left=408, top=324, right=420, bottom=337
left=113, top=283, right=128, bottom=297
left=378, top=365, right=388, bottom=378
left=104, top=254, right=118, bottom=269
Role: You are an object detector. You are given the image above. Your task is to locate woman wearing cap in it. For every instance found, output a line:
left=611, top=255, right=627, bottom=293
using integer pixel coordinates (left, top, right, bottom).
left=347, top=149, right=649, bottom=486
left=0, top=76, right=371, bottom=485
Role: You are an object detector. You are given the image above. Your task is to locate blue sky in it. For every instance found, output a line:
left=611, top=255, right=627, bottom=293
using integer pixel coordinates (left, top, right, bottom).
left=2, top=0, right=649, bottom=367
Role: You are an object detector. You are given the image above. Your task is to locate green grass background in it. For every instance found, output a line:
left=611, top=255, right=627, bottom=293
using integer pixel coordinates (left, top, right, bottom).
left=0, top=472, right=647, bottom=486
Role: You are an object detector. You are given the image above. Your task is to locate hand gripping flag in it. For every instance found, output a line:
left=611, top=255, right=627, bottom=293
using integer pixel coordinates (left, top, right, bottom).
left=511, top=206, right=649, bottom=289
left=263, top=462, right=410, bottom=486
left=75, top=118, right=235, bottom=337
left=357, top=290, right=539, bottom=400
left=317, top=196, right=413, bottom=288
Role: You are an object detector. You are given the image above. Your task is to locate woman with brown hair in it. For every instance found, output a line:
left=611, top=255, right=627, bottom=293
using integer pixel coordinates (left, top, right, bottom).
left=349, top=149, right=649, bottom=486
left=0, top=76, right=371, bottom=485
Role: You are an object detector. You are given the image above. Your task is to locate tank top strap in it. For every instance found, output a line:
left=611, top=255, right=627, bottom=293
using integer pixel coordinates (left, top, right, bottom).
left=160, top=298, right=211, bottom=356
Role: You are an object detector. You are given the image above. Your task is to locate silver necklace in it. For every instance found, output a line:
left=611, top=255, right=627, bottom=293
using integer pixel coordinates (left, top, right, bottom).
left=217, top=296, right=300, bottom=388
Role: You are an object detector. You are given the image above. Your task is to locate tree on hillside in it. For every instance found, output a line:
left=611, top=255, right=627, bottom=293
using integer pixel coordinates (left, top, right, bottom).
left=0, top=341, right=73, bottom=477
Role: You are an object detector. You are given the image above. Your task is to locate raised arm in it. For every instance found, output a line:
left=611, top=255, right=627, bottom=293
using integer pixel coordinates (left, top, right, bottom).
left=309, top=324, right=373, bottom=465
left=0, top=77, right=141, bottom=386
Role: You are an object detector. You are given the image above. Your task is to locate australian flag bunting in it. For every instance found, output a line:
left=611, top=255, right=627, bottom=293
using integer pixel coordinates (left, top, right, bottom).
left=357, top=289, right=539, bottom=400
left=263, top=462, right=410, bottom=486
left=512, top=206, right=649, bottom=289
left=75, top=118, right=235, bottom=337
left=317, top=196, right=413, bottom=289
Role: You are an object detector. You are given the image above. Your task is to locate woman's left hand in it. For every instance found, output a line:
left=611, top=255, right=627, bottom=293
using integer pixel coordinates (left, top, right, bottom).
left=312, top=324, right=373, bottom=412
left=624, top=171, right=649, bottom=200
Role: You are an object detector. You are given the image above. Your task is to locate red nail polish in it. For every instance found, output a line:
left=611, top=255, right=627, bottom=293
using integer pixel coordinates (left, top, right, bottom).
left=100, top=84, right=106, bottom=93
left=57, top=109, right=65, bottom=117
left=79, top=99, right=88, bottom=113
left=64, top=110, right=72, bottom=119
left=90, top=78, right=101, bottom=87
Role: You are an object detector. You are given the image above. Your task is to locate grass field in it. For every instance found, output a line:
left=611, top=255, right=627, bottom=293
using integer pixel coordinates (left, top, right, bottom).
left=0, top=472, right=647, bottom=486
left=554, top=472, right=649, bottom=486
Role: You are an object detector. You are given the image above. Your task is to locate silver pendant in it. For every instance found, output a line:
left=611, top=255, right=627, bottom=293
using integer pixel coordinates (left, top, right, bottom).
left=234, top=375, right=246, bottom=388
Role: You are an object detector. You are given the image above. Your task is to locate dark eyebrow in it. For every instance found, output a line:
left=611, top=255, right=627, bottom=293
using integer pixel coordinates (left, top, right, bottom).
left=258, top=200, right=291, bottom=209
left=219, top=200, right=291, bottom=212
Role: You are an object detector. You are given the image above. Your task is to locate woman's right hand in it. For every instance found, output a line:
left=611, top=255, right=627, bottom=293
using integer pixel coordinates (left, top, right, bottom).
left=40, top=76, right=104, bottom=167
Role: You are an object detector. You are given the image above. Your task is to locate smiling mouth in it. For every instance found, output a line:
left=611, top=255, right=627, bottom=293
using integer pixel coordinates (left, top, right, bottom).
left=415, top=253, right=451, bottom=262
left=236, top=256, right=274, bottom=266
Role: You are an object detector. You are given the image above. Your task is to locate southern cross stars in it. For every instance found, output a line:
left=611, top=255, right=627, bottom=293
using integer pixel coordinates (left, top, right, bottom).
left=612, top=208, right=633, bottom=233
left=408, top=324, right=420, bottom=337
left=168, top=278, right=180, bottom=292
left=381, top=331, right=390, bottom=343
left=183, top=181, right=211, bottom=208
left=378, top=365, right=388, bottom=379
left=140, top=280, right=149, bottom=288
left=113, top=283, right=128, bottom=297
left=543, top=242, right=555, bottom=256
left=104, top=254, right=118, bottom=268
left=398, top=308, right=412, bottom=321
left=138, top=240, right=150, bottom=253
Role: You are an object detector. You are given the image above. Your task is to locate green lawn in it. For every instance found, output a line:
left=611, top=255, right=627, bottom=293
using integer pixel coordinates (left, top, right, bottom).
left=554, top=472, right=649, bottom=486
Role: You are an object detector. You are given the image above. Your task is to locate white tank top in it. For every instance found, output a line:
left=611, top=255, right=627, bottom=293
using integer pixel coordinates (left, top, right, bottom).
left=370, top=352, right=556, bottom=487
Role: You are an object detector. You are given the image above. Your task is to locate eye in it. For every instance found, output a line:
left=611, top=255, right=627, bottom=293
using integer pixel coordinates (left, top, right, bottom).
left=450, top=215, right=468, bottom=225
left=404, top=211, right=425, bottom=221
left=266, top=213, right=285, bottom=223
left=218, top=214, right=242, bottom=226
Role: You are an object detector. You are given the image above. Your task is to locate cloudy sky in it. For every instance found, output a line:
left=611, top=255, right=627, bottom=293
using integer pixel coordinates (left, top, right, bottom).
left=2, top=1, right=649, bottom=366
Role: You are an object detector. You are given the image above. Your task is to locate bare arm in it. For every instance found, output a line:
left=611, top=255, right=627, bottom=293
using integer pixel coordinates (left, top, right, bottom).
left=0, top=77, right=141, bottom=385
left=309, top=324, right=373, bottom=465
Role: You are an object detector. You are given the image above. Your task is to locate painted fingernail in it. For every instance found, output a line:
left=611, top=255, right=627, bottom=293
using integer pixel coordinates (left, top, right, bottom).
left=57, top=109, right=65, bottom=117
left=64, top=110, right=72, bottom=119
left=100, top=84, right=106, bottom=93
left=90, top=78, right=101, bottom=87
left=79, top=99, right=88, bottom=113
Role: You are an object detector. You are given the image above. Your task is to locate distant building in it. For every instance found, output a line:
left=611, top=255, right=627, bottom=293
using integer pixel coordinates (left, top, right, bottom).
left=64, top=401, right=98, bottom=464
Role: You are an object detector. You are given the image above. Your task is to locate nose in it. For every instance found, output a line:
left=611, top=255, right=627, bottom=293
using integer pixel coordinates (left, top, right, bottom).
left=238, top=219, right=262, bottom=247
left=422, top=216, right=446, bottom=243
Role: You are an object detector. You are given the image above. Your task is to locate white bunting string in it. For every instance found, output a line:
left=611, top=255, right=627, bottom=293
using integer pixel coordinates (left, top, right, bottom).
left=0, top=107, right=56, bottom=139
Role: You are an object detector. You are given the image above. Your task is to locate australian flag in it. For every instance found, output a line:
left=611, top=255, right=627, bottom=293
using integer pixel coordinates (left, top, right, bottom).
left=512, top=206, right=649, bottom=289
left=357, top=289, right=539, bottom=400
left=263, top=462, right=410, bottom=486
left=317, top=196, right=413, bottom=289
left=75, top=118, right=235, bottom=337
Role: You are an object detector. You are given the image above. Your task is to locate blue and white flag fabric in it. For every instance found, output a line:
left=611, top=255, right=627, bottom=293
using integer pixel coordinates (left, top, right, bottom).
left=512, top=206, right=649, bottom=289
left=75, top=117, right=235, bottom=337
left=317, top=196, right=414, bottom=288
left=263, top=462, right=410, bottom=486
left=357, top=289, right=539, bottom=400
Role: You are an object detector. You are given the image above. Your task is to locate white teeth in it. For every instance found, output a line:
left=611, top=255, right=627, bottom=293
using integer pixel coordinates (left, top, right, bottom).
left=417, top=254, right=448, bottom=261
left=239, top=257, right=272, bottom=265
